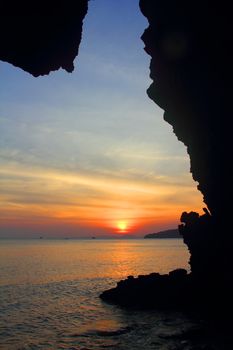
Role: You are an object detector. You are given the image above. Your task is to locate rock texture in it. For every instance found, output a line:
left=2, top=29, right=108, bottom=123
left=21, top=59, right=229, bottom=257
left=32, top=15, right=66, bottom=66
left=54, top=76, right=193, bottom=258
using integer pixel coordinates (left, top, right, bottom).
left=0, top=1, right=88, bottom=76
left=139, top=0, right=233, bottom=285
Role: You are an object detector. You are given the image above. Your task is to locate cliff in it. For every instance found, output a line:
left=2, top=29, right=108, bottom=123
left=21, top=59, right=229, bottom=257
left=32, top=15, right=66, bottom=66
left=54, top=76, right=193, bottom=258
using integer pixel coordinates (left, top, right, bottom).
left=139, top=0, right=233, bottom=286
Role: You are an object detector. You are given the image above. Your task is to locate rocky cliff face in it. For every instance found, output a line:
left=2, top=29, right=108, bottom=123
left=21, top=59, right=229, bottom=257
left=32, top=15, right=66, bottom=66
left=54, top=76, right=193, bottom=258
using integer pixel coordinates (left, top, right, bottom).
left=139, top=0, right=233, bottom=282
left=0, top=1, right=88, bottom=76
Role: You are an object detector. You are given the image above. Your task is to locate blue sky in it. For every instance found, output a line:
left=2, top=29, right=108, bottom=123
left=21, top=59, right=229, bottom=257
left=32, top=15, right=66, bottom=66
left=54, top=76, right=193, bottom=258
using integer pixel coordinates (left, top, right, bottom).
left=0, top=0, right=203, bottom=237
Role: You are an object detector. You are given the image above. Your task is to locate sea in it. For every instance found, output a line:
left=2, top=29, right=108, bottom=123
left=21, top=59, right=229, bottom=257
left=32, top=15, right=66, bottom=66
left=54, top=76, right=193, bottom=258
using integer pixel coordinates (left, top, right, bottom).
left=0, top=238, right=205, bottom=350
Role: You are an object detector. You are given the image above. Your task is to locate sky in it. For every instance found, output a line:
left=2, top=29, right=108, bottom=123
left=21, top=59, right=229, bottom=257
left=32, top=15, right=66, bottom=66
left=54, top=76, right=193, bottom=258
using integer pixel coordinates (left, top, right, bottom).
left=0, top=0, right=203, bottom=238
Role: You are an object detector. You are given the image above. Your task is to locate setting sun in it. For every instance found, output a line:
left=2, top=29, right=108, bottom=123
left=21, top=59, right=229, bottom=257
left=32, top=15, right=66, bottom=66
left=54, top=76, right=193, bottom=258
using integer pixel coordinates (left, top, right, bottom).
left=117, top=221, right=128, bottom=232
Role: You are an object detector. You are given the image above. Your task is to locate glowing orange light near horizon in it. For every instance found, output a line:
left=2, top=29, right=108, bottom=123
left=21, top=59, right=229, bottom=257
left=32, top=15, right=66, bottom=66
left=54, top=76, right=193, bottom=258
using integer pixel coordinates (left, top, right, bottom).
left=117, top=221, right=128, bottom=232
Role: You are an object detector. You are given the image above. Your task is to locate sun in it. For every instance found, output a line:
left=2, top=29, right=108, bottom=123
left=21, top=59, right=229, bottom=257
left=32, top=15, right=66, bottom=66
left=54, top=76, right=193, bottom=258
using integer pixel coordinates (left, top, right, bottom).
left=117, top=221, right=128, bottom=232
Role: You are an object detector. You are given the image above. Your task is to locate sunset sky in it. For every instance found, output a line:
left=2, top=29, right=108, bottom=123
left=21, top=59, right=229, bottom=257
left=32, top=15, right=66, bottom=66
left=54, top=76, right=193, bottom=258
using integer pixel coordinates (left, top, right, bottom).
left=0, top=0, right=203, bottom=238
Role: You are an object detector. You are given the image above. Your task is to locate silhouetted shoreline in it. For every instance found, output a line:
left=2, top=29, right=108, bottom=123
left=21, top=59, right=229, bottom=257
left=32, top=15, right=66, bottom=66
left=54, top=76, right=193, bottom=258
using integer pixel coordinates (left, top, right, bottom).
left=144, top=229, right=180, bottom=239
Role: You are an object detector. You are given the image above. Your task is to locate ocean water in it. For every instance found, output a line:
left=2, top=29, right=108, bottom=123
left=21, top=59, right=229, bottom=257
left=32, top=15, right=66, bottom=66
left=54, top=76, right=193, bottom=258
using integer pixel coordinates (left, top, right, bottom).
left=0, top=239, right=202, bottom=350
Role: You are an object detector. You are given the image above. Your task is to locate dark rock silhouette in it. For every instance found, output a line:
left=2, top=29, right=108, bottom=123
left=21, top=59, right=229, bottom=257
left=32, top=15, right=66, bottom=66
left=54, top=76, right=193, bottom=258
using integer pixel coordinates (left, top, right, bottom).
left=144, top=229, right=180, bottom=239
left=139, top=0, right=233, bottom=222
left=100, top=269, right=192, bottom=309
left=179, top=209, right=213, bottom=278
left=140, top=0, right=233, bottom=282
left=0, top=1, right=88, bottom=76
left=138, top=0, right=233, bottom=303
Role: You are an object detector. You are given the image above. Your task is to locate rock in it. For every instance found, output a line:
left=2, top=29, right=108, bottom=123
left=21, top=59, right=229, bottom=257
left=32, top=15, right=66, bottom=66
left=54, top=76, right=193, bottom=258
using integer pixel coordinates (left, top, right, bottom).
left=0, top=1, right=88, bottom=76
left=100, top=269, right=191, bottom=309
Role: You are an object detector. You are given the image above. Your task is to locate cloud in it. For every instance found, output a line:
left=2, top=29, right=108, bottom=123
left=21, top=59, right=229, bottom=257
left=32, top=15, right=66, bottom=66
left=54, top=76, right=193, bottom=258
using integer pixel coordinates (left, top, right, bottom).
left=0, top=160, right=202, bottom=235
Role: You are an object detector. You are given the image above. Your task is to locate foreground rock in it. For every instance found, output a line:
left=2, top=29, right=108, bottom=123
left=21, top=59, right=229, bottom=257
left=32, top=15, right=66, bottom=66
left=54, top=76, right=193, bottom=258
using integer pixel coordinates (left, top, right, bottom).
left=100, top=267, right=233, bottom=319
left=100, top=269, right=193, bottom=309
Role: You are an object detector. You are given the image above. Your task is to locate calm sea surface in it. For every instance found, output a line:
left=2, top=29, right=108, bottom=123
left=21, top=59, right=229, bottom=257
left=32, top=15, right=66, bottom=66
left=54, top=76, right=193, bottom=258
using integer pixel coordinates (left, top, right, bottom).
left=0, top=239, right=199, bottom=350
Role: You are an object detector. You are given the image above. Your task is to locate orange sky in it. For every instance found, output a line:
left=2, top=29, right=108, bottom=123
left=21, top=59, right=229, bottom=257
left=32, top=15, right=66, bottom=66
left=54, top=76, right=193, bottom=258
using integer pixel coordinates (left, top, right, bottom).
left=0, top=162, right=203, bottom=237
